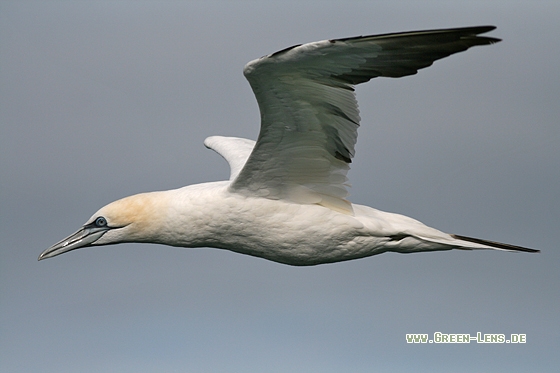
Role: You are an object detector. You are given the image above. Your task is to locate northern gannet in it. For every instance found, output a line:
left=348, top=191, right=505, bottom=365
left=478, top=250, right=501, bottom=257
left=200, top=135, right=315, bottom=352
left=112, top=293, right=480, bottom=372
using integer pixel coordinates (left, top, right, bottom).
left=39, top=26, right=539, bottom=265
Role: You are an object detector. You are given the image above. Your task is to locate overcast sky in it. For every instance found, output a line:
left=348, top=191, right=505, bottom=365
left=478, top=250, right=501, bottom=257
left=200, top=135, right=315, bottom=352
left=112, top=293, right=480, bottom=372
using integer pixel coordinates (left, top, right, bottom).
left=1, top=1, right=559, bottom=372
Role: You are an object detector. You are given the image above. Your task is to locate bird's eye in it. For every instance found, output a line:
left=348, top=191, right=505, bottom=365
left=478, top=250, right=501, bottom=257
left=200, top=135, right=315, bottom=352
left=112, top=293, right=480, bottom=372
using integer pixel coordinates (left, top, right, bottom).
left=95, top=217, right=107, bottom=227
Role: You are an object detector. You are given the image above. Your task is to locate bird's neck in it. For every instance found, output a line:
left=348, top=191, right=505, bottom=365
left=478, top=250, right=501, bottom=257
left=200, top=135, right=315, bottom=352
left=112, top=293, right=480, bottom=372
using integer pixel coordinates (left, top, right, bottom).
left=140, top=182, right=232, bottom=248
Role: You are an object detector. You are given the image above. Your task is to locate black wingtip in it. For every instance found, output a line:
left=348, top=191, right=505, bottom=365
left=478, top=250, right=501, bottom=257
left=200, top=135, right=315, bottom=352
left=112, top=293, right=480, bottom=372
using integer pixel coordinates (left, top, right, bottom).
left=333, top=25, right=500, bottom=43
left=451, top=234, right=540, bottom=253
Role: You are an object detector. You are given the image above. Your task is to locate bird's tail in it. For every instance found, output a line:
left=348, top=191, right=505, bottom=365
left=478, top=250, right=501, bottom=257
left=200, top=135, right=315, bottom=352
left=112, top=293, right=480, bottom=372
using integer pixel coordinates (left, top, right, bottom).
left=450, top=234, right=540, bottom=253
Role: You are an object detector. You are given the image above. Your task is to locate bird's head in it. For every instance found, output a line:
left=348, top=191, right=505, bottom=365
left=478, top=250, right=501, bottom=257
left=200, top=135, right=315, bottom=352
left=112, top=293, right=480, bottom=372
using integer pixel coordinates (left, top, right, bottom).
left=38, top=192, right=168, bottom=260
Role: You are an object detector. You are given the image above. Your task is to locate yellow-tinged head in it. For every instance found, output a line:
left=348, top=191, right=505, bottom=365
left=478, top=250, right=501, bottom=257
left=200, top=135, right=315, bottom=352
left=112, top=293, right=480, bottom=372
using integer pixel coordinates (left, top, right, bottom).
left=38, top=192, right=169, bottom=260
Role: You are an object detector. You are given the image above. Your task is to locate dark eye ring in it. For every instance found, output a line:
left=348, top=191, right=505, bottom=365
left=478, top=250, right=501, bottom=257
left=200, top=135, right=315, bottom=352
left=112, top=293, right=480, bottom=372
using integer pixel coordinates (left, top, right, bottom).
left=95, top=217, right=107, bottom=227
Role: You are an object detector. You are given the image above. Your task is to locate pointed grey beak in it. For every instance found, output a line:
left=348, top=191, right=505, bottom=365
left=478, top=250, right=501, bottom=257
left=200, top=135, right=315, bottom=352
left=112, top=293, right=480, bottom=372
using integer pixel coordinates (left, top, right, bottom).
left=38, top=225, right=110, bottom=260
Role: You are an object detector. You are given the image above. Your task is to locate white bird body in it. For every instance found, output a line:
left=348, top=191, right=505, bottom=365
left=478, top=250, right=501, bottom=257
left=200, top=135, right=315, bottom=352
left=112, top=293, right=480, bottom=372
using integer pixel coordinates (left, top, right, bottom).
left=39, top=26, right=538, bottom=264
left=89, top=181, right=463, bottom=266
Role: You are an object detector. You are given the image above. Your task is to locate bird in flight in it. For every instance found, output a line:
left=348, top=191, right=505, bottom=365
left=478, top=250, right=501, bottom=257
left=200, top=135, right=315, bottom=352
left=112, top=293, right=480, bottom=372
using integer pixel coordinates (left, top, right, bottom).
left=39, top=26, right=539, bottom=265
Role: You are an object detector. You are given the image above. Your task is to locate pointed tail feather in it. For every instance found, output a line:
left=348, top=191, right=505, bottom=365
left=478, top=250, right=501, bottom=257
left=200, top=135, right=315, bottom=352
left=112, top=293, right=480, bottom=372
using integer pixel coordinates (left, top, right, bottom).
left=451, top=234, right=540, bottom=253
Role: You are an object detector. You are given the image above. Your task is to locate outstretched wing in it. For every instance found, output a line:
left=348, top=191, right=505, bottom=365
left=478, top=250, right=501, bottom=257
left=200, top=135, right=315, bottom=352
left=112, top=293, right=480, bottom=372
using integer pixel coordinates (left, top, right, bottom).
left=204, top=136, right=256, bottom=180
left=230, top=26, right=500, bottom=214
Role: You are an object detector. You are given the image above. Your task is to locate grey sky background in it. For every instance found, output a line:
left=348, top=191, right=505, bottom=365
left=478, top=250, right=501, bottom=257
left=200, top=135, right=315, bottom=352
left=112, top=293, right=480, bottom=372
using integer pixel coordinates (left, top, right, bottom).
left=1, top=1, right=559, bottom=372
